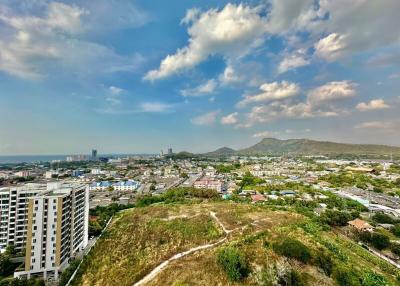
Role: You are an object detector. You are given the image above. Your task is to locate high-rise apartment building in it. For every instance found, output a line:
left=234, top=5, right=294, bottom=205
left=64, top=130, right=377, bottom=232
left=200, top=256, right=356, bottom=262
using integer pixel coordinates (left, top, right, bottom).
left=0, top=182, right=89, bottom=280
left=0, top=183, right=45, bottom=253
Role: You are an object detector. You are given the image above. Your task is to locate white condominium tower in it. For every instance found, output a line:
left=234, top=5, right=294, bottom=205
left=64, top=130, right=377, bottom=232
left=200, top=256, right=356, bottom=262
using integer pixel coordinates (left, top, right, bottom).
left=0, top=182, right=89, bottom=280
left=0, top=183, right=46, bottom=253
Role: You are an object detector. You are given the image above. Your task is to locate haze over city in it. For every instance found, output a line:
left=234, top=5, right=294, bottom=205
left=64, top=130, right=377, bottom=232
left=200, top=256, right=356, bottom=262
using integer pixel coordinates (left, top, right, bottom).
left=1, top=0, right=400, bottom=155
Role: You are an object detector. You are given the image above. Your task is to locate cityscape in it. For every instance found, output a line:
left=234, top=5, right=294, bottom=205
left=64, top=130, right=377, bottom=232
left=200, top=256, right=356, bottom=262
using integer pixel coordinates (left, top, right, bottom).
left=1, top=1, right=400, bottom=286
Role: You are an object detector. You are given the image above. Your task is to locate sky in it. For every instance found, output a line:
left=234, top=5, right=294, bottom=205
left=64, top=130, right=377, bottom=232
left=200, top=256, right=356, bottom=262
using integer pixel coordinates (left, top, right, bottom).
left=0, top=0, right=400, bottom=155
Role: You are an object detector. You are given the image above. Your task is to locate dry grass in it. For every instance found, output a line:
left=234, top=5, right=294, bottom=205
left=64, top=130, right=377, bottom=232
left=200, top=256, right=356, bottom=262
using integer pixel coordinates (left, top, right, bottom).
left=72, top=202, right=399, bottom=286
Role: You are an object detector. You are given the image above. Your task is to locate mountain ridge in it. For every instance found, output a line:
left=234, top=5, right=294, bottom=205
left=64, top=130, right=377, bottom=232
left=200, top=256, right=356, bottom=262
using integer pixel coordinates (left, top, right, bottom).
left=203, top=138, right=400, bottom=157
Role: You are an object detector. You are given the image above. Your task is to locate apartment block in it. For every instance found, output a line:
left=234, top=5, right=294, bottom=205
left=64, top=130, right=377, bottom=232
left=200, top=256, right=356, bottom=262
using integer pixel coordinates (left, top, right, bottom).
left=0, top=183, right=46, bottom=253
left=0, top=182, right=89, bottom=280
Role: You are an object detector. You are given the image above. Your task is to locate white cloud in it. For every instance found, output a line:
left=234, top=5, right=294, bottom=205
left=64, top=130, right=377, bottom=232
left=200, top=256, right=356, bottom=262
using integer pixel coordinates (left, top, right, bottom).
left=221, top=112, right=238, bottom=125
left=180, top=79, right=217, bottom=97
left=238, top=81, right=300, bottom=107
left=219, top=64, right=241, bottom=85
left=0, top=1, right=146, bottom=79
left=140, top=102, right=173, bottom=113
left=191, top=110, right=219, bottom=126
left=144, top=4, right=268, bottom=80
left=278, top=51, right=310, bottom=74
left=313, top=1, right=400, bottom=58
left=355, top=120, right=398, bottom=131
left=236, top=80, right=356, bottom=127
left=314, top=33, right=347, bottom=61
left=253, top=131, right=276, bottom=138
left=356, top=99, right=390, bottom=112
left=109, top=86, right=124, bottom=95
left=307, top=81, right=357, bottom=106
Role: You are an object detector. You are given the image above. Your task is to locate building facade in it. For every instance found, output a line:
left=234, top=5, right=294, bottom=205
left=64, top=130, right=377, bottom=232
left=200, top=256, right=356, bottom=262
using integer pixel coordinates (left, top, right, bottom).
left=0, top=182, right=89, bottom=280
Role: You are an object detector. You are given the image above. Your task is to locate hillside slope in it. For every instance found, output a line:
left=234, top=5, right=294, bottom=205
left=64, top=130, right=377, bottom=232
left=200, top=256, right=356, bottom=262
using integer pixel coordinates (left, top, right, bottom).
left=71, top=202, right=399, bottom=286
left=237, top=138, right=400, bottom=156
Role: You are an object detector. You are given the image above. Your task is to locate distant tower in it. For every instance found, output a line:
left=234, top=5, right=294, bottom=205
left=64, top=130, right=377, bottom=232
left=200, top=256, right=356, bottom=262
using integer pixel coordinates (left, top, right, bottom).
left=92, top=149, right=97, bottom=160
left=168, top=148, right=173, bottom=155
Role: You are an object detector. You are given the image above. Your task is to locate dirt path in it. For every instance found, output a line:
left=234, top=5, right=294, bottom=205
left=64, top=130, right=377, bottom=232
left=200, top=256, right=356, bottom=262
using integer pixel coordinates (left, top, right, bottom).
left=133, top=211, right=231, bottom=286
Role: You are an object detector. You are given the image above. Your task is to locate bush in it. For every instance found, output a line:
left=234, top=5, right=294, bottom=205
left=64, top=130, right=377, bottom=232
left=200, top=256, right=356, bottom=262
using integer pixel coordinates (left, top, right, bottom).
left=273, top=238, right=311, bottom=263
left=372, top=213, right=397, bottom=224
left=314, top=251, right=333, bottom=276
left=391, top=243, right=400, bottom=256
left=361, top=271, right=390, bottom=286
left=278, top=269, right=307, bottom=286
left=358, top=231, right=390, bottom=250
left=391, top=224, right=400, bottom=237
left=320, top=210, right=354, bottom=227
left=59, top=259, right=81, bottom=286
left=333, top=266, right=361, bottom=286
left=370, top=233, right=390, bottom=250
left=217, top=246, right=249, bottom=281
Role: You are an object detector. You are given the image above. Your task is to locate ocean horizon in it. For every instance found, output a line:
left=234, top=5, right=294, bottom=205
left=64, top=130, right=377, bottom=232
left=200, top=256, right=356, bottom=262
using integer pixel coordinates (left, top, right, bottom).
left=0, top=154, right=157, bottom=164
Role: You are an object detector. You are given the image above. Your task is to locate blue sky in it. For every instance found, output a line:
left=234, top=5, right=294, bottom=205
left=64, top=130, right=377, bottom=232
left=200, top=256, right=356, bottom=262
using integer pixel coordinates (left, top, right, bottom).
left=0, top=0, right=399, bottom=155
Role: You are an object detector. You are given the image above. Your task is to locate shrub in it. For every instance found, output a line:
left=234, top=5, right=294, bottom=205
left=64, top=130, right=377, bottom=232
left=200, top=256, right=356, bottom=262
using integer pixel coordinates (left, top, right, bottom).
left=273, top=238, right=311, bottom=264
left=372, top=213, right=397, bottom=224
left=361, top=271, right=391, bottom=286
left=391, top=243, right=400, bottom=256
left=370, top=233, right=390, bottom=250
left=320, top=210, right=354, bottom=227
left=333, top=265, right=361, bottom=286
left=358, top=231, right=390, bottom=250
left=391, top=223, right=400, bottom=237
left=217, top=246, right=249, bottom=281
left=278, top=269, right=307, bottom=286
left=314, top=251, right=333, bottom=276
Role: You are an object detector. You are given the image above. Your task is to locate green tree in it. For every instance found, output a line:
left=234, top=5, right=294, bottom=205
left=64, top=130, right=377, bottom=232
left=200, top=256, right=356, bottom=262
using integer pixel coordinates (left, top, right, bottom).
left=273, top=238, right=311, bottom=263
left=217, top=247, right=249, bottom=281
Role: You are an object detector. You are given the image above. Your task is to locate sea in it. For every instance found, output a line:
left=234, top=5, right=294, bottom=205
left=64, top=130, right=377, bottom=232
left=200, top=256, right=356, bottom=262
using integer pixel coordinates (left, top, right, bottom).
left=0, top=154, right=156, bottom=164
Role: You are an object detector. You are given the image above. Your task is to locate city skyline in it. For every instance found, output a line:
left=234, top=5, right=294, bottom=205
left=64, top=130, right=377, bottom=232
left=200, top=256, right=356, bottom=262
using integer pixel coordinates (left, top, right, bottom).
left=1, top=0, right=400, bottom=155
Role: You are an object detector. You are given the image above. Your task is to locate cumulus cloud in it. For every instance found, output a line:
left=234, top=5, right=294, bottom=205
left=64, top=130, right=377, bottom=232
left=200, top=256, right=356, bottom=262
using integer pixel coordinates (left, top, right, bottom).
left=144, top=4, right=268, bottom=80
left=278, top=50, right=310, bottom=74
left=237, top=81, right=300, bottom=107
left=221, top=112, right=238, bottom=125
left=180, top=79, right=217, bottom=97
left=0, top=1, right=146, bottom=79
left=314, top=33, right=347, bottom=61
left=356, top=99, right=390, bottom=112
left=253, top=130, right=276, bottom=138
left=236, top=80, right=357, bottom=127
left=191, top=110, right=219, bottom=126
left=307, top=81, right=357, bottom=105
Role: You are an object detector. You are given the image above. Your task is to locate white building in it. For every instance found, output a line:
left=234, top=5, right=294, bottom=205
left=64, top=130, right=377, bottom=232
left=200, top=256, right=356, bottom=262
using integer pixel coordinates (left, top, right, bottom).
left=0, top=182, right=89, bottom=280
left=194, top=179, right=224, bottom=193
left=0, top=183, right=46, bottom=253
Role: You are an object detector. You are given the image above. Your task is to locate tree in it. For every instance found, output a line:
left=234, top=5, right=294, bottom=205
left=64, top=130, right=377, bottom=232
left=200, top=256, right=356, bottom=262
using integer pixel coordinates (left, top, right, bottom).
left=179, top=172, right=189, bottom=179
left=273, top=238, right=311, bottom=263
left=217, top=247, right=249, bottom=281
left=320, top=210, right=354, bottom=227
left=372, top=213, right=397, bottom=224
left=371, top=233, right=390, bottom=250
left=0, top=253, right=14, bottom=276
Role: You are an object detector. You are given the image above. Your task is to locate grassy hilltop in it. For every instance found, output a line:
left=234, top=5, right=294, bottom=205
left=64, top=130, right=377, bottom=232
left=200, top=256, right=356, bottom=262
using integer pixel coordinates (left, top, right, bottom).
left=70, top=200, right=399, bottom=286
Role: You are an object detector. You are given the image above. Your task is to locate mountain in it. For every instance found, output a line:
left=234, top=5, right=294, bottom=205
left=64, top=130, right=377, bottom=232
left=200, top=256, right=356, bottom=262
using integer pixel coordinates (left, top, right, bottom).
left=237, top=138, right=400, bottom=156
left=203, top=147, right=236, bottom=157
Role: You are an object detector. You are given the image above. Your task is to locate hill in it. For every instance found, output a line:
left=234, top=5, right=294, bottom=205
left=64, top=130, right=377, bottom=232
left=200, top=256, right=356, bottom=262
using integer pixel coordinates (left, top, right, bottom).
left=236, top=138, right=400, bottom=157
left=70, top=201, right=399, bottom=286
left=203, top=147, right=236, bottom=157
